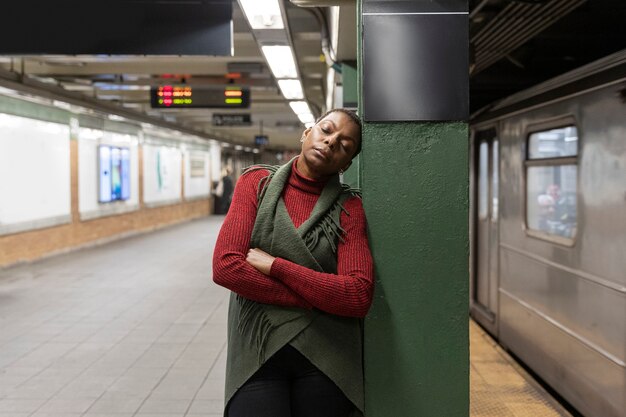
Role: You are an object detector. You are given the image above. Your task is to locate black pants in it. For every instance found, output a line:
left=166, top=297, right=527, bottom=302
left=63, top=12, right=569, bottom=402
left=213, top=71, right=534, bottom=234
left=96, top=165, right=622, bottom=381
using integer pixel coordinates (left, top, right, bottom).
left=227, top=345, right=354, bottom=417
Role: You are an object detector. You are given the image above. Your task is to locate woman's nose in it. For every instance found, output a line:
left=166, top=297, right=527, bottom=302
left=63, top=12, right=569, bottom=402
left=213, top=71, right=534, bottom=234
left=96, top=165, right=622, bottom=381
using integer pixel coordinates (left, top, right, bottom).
left=324, top=135, right=337, bottom=149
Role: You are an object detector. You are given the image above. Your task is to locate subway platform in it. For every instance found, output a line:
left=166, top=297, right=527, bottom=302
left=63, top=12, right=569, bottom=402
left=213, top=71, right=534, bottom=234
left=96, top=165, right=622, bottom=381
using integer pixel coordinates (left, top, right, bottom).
left=0, top=218, right=572, bottom=417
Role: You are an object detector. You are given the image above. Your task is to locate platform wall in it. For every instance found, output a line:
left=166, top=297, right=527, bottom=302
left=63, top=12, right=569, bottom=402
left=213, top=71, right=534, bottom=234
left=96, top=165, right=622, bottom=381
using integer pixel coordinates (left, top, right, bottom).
left=0, top=96, right=216, bottom=268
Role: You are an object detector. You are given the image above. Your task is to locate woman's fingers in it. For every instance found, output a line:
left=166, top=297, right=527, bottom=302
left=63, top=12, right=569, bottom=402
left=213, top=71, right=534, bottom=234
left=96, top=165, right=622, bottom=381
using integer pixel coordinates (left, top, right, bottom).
left=246, top=248, right=275, bottom=275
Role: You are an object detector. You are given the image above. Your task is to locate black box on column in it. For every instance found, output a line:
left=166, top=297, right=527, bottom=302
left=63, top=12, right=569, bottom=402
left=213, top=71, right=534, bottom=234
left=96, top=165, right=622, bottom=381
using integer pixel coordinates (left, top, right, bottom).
left=363, top=0, right=468, bottom=121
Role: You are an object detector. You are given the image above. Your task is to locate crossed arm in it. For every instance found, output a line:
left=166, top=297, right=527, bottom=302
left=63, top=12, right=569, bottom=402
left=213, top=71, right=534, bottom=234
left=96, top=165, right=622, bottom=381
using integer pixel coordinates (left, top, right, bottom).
left=212, top=170, right=374, bottom=318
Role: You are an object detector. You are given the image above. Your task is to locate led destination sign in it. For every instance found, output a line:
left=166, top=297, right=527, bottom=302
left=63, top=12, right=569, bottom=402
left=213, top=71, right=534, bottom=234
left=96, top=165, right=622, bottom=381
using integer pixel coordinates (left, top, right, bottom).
left=150, top=86, right=250, bottom=109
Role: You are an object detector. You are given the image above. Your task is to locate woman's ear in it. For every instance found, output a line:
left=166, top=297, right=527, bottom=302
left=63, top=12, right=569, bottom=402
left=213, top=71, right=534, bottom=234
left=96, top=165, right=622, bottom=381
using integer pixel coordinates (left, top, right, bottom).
left=300, top=127, right=312, bottom=143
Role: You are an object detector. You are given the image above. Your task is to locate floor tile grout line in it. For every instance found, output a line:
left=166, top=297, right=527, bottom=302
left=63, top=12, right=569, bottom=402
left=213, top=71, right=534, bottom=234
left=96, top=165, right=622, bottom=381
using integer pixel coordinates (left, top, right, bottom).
left=0, top=217, right=227, bottom=416
left=81, top=285, right=226, bottom=416
left=78, top=298, right=190, bottom=417
left=6, top=289, right=158, bottom=406
left=182, top=340, right=228, bottom=417
left=180, top=294, right=229, bottom=417
left=23, top=290, right=192, bottom=417
left=138, top=292, right=227, bottom=416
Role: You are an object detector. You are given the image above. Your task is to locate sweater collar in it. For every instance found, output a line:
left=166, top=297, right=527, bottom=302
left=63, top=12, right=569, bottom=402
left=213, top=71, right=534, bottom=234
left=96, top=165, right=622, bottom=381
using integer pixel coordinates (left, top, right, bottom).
left=288, top=157, right=327, bottom=195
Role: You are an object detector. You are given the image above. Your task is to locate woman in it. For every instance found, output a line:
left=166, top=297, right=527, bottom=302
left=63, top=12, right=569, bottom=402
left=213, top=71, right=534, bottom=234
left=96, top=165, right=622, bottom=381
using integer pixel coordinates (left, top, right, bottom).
left=213, top=108, right=374, bottom=417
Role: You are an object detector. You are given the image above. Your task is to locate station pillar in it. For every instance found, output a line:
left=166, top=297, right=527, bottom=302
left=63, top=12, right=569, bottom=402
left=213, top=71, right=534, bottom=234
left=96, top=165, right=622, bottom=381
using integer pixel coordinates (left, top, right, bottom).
left=341, top=61, right=359, bottom=188
left=357, top=1, right=469, bottom=416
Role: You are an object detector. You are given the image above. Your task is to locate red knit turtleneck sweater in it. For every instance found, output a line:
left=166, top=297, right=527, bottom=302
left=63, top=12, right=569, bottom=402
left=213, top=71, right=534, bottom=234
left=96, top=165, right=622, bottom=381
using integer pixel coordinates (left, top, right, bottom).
left=212, top=159, right=374, bottom=318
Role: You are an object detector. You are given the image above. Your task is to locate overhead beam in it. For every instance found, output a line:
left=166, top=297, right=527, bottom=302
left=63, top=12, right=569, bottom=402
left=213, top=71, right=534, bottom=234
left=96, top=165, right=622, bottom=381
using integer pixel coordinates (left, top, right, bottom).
left=0, top=67, right=243, bottom=145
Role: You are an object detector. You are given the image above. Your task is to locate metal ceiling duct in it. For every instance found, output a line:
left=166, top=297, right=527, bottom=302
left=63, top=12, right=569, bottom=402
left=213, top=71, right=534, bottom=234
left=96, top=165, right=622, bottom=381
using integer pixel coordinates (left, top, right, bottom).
left=471, top=0, right=587, bottom=75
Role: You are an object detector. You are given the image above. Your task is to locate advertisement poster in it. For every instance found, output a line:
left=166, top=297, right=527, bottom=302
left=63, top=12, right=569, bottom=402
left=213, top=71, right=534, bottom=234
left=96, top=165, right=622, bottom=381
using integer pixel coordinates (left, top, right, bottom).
left=157, top=147, right=170, bottom=191
left=121, top=148, right=131, bottom=200
left=111, top=147, right=122, bottom=200
left=98, top=145, right=130, bottom=203
left=98, top=146, right=112, bottom=203
left=190, top=153, right=206, bottom=178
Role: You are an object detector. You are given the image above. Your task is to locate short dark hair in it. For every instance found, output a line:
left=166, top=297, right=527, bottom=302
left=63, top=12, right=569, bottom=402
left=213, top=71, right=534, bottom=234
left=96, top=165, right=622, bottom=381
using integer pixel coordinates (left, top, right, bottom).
left=314, top=108, right=363, bottom=156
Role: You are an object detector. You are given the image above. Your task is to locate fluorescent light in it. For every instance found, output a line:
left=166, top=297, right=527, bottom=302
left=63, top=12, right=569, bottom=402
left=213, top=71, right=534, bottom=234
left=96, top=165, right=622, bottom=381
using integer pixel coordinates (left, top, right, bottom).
left=52, top=100, right=72, bottom=110
left=262, top=45, right=298, bottom=79
left=278, top=80, right=304, bottom=99
left=62, top=85, right=94, bottom=92
left=94, top=84, right=150, bottom=91
left=239, top=0, right=284, bottom=29
left=289, top=101, right=311, bottom=115
left=297, top=113, right=315, bottom=124
left=0, top=86, right=18, bottom=96
left=289, top=101, right=315, bottom=125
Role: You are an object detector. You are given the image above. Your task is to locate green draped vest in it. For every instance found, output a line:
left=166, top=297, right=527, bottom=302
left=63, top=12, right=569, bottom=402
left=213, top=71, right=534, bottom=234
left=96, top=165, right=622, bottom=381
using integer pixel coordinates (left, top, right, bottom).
left=224, top=158, right=364, bottom=416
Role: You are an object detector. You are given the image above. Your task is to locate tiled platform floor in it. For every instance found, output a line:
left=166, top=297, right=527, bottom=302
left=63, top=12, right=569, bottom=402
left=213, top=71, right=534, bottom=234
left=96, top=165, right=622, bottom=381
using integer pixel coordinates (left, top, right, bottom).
left=470, top=321, right=572, bottom=417
left=1, top=217, right=574, bottom=416
left=0, top=217, right=229, bottom=417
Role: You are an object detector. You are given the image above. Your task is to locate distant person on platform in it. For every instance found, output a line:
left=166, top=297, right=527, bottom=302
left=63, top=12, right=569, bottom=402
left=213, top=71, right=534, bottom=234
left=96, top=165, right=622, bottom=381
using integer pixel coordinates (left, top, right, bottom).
left=213, top=167, right=234, bottom=214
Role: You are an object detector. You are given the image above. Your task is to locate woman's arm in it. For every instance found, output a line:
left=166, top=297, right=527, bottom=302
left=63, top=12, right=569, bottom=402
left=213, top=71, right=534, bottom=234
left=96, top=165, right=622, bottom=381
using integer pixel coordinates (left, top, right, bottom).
left=212, top=169, right=312, bottom=309
left=268, top=197, right=374, bottom=318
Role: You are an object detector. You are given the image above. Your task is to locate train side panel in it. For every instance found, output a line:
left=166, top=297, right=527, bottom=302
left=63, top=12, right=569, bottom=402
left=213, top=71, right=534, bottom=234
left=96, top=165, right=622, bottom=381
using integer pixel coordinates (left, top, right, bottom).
left=497, top=83, right=626, bottom=417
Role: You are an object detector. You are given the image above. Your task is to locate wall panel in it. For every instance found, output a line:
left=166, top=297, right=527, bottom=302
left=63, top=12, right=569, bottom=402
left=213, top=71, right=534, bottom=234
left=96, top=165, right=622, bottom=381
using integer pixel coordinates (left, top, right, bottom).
left=0, top=113, right=71, bottom=235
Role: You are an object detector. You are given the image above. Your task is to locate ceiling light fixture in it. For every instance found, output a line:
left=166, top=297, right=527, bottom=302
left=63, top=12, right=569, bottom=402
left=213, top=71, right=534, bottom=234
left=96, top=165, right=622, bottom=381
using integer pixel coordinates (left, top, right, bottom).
left=289, top=101, right=311, bottom=115
left=261, top=45, right=298, bottom=79
left=297, top=113, right=315, bottom=124
left=290, top=101, right=315, bottom=125
left=277, top=79, right=304, bottom=99
left=239, top=0, right=314, bottom=129
left=239, top=0, right=284, bottom=29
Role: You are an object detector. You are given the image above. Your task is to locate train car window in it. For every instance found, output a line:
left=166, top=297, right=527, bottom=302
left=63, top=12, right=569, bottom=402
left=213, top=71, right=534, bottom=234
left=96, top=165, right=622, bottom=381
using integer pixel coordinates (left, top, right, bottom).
left=479, top=141, right=489, bottom=220
left=525, top=126, right=578, bottom=241
left=528, top=126, right=578, bottom=159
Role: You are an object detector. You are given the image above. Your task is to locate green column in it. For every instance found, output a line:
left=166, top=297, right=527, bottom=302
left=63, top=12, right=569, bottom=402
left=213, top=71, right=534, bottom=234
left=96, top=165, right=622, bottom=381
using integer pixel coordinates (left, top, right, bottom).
left=358, top=2, right=469, bottom=416
left=342, top=61, right=358, bottom=109
left=341, top=61, right=360, bottom=188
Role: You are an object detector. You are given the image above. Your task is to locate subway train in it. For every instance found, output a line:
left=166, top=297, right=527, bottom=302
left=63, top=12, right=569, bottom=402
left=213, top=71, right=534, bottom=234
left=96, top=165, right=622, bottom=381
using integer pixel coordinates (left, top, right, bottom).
left=469, top=49, right=626, bottom=417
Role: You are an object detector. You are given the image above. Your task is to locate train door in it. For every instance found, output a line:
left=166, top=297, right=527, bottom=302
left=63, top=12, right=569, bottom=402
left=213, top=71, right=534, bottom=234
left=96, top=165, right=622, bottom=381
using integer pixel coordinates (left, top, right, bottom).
left=471, top=128, right=499, bottom=335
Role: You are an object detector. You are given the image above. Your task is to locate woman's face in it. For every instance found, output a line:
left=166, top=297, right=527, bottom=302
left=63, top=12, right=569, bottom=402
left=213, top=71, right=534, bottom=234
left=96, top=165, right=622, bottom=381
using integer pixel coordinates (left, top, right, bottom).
left=298, top=111, right=360, bottom=179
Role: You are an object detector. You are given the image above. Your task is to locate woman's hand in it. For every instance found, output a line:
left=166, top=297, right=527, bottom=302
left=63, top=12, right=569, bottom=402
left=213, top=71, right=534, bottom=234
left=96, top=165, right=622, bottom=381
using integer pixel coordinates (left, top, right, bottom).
left=246, top=248, right=276, bottom=276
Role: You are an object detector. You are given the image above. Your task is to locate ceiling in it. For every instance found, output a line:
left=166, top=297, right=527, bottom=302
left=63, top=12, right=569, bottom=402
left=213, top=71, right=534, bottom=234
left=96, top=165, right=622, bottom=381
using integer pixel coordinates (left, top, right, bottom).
left=470, top=0, right=626, bottom=114
left=0, top=1, right=335, bottom=151
left=0, top=0, right=623, bottom=148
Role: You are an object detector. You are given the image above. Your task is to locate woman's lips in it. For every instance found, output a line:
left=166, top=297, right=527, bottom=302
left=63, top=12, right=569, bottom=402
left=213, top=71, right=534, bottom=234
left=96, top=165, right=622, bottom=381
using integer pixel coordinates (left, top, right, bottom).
left=314, top=148, right=329, bottom=160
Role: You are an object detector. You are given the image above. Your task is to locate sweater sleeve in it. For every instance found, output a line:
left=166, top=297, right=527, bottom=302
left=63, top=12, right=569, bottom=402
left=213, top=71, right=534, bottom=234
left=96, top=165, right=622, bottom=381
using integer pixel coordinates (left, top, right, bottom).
left=270, top=196, right=374, bottom=318
left=212, top=169, right=312, bottom=309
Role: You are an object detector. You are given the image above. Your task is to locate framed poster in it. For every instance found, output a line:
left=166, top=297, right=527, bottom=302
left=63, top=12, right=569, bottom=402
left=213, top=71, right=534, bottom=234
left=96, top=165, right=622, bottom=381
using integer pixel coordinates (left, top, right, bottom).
left=111, top=147, right=122, bottom=200
left=121, top=148, right=131, bottom=200
left=98, top=145, right=112, bottom=203
left=98, top=145, right=130, bottom=203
